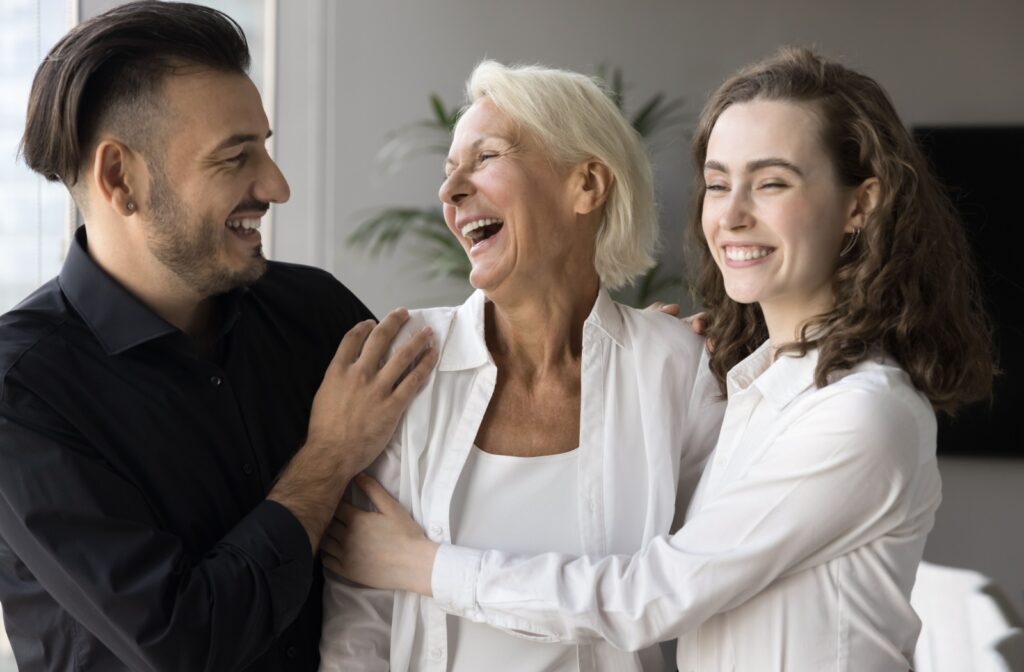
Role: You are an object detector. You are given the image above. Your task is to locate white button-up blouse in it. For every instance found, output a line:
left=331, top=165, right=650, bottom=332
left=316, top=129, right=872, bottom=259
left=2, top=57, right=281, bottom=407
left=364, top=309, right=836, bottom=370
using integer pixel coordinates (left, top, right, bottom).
left=319, top=289, right=724, bottom=672
left=431, top=340, right=941, bottom=671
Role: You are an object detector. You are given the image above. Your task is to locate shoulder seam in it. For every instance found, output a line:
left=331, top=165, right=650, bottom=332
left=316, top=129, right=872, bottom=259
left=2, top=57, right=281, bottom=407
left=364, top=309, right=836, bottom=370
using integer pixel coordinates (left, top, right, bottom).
left=1, top=318, right=69, bottom=403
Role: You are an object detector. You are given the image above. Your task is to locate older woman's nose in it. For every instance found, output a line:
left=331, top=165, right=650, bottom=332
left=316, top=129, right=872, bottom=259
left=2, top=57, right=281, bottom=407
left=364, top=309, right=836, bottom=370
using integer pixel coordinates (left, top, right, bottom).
left=439, top=170, right=474, bottom=206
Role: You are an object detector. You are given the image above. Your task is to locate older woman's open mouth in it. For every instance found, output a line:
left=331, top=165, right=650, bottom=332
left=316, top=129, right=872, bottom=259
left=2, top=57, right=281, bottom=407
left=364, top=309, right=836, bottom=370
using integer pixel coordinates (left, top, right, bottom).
left=461, top=218, right=504, bottom=246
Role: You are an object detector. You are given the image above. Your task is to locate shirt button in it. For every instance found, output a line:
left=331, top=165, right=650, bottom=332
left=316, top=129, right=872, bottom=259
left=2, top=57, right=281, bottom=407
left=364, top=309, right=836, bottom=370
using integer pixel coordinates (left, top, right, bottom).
left=430, top=647, right=443, bottom=660
left=242, top=463, right=254, bottom=476
left=210, top=375, right=223, bottom=387
left=429, top=524, right=443, bottom=538
left=286, top=646, right=297, bottom=659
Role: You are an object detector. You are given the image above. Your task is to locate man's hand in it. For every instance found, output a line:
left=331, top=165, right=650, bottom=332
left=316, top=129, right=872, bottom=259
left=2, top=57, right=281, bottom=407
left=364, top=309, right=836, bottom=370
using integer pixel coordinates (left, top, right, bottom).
left=306, top=309, right=435, bottom=477
left=269, top=308, right=438, bottom=553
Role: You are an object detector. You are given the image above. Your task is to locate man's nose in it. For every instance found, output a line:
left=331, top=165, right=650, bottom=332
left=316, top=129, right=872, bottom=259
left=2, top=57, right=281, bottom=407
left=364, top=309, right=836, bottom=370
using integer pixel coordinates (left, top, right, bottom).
left=255, top=154, right=290, bottom=205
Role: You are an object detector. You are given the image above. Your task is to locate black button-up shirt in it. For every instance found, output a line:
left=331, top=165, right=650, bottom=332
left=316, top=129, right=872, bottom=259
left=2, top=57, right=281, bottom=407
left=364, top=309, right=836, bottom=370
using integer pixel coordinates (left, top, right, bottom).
left=0, top=228, right=373, bottom=671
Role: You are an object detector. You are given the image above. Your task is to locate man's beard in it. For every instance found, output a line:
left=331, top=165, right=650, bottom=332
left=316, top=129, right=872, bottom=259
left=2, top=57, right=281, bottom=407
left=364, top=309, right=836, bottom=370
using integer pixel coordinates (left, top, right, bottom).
left=145, top=168, right=267, bottom=297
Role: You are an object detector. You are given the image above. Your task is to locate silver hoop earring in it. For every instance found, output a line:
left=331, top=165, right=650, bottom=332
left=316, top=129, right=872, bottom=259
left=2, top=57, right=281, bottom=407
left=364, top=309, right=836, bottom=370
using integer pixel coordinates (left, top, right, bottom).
left=840, top=228, right=861, bottom=257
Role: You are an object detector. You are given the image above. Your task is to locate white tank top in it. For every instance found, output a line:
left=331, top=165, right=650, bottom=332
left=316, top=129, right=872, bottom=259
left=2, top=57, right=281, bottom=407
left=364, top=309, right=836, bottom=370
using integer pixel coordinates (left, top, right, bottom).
left=447, top=445, right=582, bottom=672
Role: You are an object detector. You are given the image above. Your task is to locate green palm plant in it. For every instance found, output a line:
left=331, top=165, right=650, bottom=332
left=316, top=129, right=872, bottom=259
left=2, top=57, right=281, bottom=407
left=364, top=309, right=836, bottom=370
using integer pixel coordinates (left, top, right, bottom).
left=346, top=68, right=687, bottom=306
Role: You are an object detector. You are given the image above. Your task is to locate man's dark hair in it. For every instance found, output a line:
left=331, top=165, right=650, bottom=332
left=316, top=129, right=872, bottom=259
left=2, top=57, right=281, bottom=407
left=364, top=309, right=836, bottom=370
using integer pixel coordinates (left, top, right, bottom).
left=20, top=0, right=250, bottom=189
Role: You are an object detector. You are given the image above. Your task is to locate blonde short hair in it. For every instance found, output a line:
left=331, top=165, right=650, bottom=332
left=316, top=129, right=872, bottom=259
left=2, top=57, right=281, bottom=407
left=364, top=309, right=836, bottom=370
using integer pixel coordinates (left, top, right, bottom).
left=465, top=60, right=657, bottom=290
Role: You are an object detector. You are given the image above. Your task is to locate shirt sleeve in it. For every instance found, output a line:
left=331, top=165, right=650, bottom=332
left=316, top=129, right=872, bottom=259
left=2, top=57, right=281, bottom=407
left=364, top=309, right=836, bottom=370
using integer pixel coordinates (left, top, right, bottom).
left=0, top=389, right=314, bottom=672
left=319, top=434, right=402, bottom=671
left=674, top=346, right=726, bottom=531
left=432, top=385, right=935, bottom=651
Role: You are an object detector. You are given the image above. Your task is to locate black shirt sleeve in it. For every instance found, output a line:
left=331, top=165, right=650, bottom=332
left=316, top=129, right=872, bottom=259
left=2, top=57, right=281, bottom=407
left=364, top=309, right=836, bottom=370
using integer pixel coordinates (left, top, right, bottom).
left=0, top=386, right=313, bottom=672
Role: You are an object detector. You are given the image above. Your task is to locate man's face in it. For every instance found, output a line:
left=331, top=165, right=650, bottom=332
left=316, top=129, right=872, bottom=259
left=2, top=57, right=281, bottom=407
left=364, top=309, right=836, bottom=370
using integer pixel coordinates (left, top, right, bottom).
left=139, top=68, right=289, bottom=297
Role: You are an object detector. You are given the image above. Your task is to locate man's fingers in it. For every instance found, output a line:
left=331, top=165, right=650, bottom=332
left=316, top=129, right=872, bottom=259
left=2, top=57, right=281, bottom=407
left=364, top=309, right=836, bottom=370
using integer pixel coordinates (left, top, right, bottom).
left=354, top=474, right=401, bottom=515
left=358, top=308, right=410, bottom=369
left=391, top=345, right=439, bottom=402
left=334, top=320, right=376, bottom=365
left=378, top=326, right=434, bottom=386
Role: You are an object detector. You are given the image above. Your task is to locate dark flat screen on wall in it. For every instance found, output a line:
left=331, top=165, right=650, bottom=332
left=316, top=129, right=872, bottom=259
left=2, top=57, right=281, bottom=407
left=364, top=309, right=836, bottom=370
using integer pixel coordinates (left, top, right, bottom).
left=914, top=127, right=1023, bottom=457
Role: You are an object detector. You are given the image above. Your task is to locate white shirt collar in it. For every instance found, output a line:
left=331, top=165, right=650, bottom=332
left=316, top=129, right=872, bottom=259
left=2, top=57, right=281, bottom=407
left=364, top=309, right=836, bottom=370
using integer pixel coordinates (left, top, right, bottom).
left=437, top=288, right=625, bottom=372
left=727, top=340, right=819, bottom=410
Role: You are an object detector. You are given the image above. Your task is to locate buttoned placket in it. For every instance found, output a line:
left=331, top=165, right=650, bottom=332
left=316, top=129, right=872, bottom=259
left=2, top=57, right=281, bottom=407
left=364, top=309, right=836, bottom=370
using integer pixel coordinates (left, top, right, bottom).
left=199, top=355, right=264, bottom=496
left=421, top=363, right=498, bottom=671
left=574, top=322, right=611, bottom=672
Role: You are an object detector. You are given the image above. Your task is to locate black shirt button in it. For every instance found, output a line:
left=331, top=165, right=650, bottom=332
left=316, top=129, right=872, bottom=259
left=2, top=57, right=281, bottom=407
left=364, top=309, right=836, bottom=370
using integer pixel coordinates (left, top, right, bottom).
left=242, top=463, right=254, bottom=476
left=210, top=376, right=223, bottom=387
left=286, top=646, right=297, bottom=659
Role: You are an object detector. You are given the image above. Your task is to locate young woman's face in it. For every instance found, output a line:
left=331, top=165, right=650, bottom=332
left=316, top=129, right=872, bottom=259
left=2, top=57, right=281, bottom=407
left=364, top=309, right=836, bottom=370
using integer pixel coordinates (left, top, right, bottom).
left=701, top=99, right=857, bottom=331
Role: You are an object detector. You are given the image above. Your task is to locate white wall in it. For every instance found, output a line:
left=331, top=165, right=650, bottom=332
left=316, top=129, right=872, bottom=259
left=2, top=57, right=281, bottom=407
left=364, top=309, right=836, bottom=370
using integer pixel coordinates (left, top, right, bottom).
left=274, top=0, right=1024, bottom=620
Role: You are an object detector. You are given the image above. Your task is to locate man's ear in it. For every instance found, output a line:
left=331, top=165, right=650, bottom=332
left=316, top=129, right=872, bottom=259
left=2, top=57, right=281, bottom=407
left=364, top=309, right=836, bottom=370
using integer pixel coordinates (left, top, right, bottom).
left=91, top=139, right=141, bottom=217
left=573, top=159, right=614, bottom=216
left=846, top=176, right=881, bottom=233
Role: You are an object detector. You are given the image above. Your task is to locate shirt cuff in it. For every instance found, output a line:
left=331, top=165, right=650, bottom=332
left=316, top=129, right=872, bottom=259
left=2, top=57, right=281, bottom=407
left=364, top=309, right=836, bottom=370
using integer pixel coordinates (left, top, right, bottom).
left=431, top=543, right=483, bottom=615
left=222, top=499, right=315, bottom=635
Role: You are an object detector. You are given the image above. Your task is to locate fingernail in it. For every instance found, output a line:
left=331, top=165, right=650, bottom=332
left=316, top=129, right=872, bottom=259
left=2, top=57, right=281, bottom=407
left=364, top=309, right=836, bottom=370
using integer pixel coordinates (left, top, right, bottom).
left=421, top=326, right=433, bottom=336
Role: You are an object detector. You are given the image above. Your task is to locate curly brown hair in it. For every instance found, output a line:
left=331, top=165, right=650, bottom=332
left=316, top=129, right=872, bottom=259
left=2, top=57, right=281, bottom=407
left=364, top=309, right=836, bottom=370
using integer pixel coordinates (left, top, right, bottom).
left=689, top=47, right=995, bottom=414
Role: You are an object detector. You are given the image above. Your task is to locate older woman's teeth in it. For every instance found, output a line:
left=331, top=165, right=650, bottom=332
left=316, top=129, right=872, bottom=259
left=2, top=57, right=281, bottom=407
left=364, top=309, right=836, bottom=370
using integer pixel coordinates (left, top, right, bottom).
left=725, top=246, right=772, bottom=261
left=226, top=218, right=262, bottom=232
left=461, top=218, right=503, bottom=240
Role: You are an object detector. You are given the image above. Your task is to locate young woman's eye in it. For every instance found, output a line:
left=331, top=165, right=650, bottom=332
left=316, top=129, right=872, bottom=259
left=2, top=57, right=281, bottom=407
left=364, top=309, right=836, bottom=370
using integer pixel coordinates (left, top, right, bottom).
left=760, top=181, right=788, bottom=190
left=705, top=183, right=729, bottom=192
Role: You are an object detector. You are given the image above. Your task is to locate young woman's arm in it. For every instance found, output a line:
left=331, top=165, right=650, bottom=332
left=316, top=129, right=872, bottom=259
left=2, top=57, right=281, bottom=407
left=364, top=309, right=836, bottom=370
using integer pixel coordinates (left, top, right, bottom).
left=336, top=383, right=935, bottom=651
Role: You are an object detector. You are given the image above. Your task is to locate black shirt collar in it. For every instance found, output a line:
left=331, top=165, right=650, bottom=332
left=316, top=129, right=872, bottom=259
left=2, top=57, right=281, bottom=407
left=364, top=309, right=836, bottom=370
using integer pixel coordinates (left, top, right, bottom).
left=58, top=226, right=247, bottom=355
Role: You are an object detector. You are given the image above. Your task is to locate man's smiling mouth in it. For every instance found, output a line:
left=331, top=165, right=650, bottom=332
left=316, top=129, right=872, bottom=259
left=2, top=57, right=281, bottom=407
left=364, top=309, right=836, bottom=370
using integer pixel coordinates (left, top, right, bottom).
left=226, top=218, right=261, bottom=236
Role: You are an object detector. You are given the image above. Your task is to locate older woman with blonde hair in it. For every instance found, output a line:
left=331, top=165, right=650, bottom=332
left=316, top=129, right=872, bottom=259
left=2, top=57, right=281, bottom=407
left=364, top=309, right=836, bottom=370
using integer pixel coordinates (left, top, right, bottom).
left=326, top=48, right=995, bottom=671
left=317, top=61, right=722, bottom=671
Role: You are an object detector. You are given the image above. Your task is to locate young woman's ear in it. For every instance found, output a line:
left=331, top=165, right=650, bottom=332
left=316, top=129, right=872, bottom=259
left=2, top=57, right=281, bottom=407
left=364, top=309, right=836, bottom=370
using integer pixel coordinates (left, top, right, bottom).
left=846, top=177, right=881, bottom=233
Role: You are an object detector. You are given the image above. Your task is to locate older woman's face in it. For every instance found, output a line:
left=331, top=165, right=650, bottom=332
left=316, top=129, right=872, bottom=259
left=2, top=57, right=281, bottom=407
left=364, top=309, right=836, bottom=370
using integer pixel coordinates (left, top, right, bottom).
left=439, top=98, right=582, bottom=294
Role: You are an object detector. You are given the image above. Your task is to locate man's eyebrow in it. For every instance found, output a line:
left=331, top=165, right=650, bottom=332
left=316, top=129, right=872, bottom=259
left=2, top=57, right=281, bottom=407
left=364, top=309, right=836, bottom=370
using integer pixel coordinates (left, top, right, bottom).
left=704, top=158, right=804, bottom=177
left=210, top=130, right=273, bottom=154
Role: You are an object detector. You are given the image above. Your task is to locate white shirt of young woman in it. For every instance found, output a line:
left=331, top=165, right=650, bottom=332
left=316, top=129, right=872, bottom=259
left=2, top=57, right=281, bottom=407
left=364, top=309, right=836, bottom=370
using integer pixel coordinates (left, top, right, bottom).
left=318, top=289, right=725, bottom=672
left=432, top=340, right=941, bottom=672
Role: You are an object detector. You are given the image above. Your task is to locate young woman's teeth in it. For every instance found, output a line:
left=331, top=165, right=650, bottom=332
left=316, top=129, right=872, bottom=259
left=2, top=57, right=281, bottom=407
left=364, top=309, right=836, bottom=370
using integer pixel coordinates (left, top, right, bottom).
left=461, top=218, right=502, bottom=240
left=725, top=246, right=772, bottom=261
left=227, top=218, right=261, bottom=232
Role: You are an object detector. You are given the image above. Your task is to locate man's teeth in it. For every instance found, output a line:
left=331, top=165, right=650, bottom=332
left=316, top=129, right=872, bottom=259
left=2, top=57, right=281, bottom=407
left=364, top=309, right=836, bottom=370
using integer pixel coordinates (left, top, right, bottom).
left=725, top=246, right=772, bottom=261
left=461, top=218, right=502, bottom=238
left=226, top=218, right=261, bottom=232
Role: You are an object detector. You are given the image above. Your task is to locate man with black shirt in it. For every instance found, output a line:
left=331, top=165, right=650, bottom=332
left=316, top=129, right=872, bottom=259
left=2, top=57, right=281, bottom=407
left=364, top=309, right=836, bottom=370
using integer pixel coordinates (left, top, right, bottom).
left=0, top=2, right=436, bottom=670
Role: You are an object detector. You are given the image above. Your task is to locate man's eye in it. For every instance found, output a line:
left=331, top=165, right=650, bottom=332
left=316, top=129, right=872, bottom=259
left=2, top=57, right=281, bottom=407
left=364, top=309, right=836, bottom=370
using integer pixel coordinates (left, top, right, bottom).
left=479, top=152, right=498, bottom=162
left=226, top=152, right=248, bottom=166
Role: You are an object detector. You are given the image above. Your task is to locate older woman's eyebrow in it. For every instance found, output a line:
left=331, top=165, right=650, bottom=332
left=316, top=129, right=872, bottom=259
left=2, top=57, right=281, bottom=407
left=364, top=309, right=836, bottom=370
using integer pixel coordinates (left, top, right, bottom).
left=444, top=135, right=511, bottom=172
left=703, top=158, right=804, bottom=177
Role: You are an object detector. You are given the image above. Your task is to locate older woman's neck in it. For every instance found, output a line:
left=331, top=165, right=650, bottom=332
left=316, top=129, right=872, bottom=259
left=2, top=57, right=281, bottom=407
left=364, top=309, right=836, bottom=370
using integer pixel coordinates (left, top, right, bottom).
left=486, top=275, right=600, bottom=374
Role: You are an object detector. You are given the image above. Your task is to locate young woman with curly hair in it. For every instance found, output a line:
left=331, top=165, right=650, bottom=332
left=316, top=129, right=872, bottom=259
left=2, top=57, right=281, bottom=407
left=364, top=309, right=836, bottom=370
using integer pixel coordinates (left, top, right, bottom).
left=323, top=48, right=995, bottom=671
